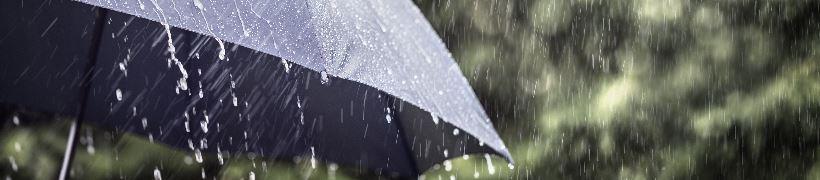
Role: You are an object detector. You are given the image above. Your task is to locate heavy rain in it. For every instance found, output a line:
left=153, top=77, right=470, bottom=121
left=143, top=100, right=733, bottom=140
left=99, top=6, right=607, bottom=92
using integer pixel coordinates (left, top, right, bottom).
left=1, top=0, right=820, bottom=179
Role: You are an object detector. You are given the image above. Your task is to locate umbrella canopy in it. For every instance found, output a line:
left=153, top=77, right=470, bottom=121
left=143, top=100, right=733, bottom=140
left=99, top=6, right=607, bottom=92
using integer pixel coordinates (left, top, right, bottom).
left=0, top=0, right=512, bottom=178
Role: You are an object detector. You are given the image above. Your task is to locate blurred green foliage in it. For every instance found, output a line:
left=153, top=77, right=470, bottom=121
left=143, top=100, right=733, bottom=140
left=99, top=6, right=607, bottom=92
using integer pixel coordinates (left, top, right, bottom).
left=3, top=0, right=820, bottom=179
left=415, top=0, right=820, bottom=179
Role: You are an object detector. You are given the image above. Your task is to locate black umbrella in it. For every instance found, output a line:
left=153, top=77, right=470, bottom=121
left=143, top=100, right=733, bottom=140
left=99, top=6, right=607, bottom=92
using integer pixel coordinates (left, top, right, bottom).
left=0, top=0, right=512, bottom=178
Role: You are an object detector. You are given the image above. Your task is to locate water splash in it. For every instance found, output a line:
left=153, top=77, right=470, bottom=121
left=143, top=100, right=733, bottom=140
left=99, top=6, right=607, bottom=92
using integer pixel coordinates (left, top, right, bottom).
left=149, top=0, right=188, bottom=93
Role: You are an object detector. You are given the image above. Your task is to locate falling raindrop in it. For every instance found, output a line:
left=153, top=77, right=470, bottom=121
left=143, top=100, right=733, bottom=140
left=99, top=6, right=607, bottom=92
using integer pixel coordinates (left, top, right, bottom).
left=249, top=171, right=255, bottom=180
left=328, top=163, right=339, bottom=179
left=194, top=149, right=204, bottom=163
left=443, top=160, right=453, bottom=172
left=153, top=167, right=161, bottom=180
left=232, top=94, right=239, bottom=107
left=299, top=112, right=304, bottom=125
left=200, top=120, right=209, bottom=133
left=484, top=154, right=495, bottom=175
left=87, top=144, right=96, bottom=155
left=8, top=156, right=17, bottom=172
left=385, top=108, right=392, bottom=123
left=452, top=129, right=459, bottom=135
left=11, top=115, right=19, bottom=125
left=141, top=118, right=148, bottom=129
left=115, top=89, right=123, bottom=101
left=310, top=146, right=317, bottom=169
left=217, top=147, right=224, bottom=165
left=184, top=156, right=194, bottom=165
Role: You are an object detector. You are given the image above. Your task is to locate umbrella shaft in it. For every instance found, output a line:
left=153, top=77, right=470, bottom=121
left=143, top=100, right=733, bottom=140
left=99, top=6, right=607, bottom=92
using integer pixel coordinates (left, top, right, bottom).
left=57, top=7, right=108, bottom=180
left=58, top=120, right=81, bottom=180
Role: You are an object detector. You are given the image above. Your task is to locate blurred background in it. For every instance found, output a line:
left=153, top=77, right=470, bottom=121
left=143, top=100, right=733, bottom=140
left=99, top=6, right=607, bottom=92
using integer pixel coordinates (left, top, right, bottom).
left=3, top=0, right=820, bottom=179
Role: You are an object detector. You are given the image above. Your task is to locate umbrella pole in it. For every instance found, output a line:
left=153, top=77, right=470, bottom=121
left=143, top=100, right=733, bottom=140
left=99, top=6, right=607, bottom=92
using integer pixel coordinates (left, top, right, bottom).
left=58, top=119, right=81, bottom=180
left=57, top=8, right=108, bottom=180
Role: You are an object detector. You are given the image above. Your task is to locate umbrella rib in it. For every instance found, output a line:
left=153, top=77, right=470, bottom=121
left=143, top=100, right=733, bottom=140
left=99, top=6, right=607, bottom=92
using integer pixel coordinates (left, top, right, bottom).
left=57, top=8, right=109, bottom=180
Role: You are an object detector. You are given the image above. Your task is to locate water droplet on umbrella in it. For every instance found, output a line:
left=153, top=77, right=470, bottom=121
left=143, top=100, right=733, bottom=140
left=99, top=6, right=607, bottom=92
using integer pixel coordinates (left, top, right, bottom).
left=193, top=0, right=204, bottom=11
left=281, top=59, right=291, bottom=73
left=320, top=71, right=330, bottom=84
left=217, top=41, right=226, bottom=60
left=137, top=0, right=145, bottom=10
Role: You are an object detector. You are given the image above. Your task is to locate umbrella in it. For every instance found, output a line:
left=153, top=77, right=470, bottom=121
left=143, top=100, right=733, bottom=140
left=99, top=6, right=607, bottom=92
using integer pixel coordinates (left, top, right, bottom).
left=0, top=0, right=512, bottom=178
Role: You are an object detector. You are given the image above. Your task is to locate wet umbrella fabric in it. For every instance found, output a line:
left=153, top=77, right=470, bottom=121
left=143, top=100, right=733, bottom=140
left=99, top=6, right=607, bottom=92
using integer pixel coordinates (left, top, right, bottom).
left=0, top=0, right=512, bottom=178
